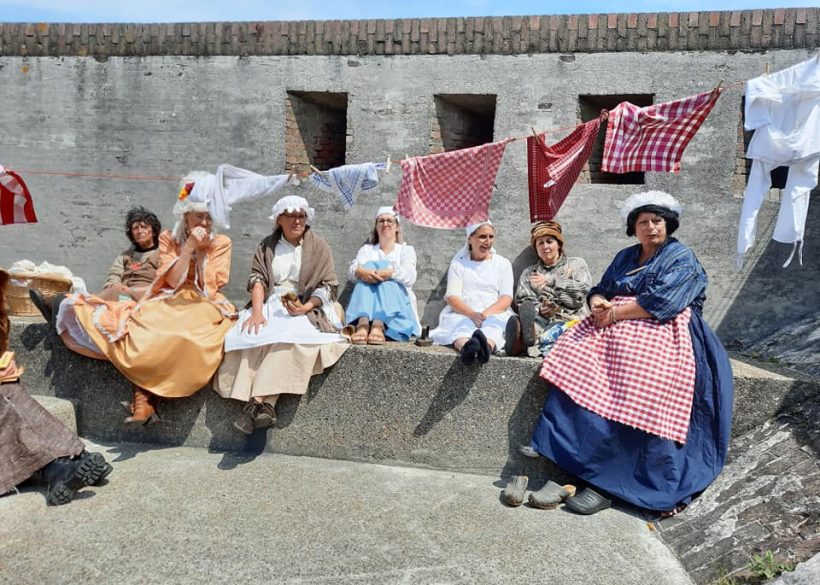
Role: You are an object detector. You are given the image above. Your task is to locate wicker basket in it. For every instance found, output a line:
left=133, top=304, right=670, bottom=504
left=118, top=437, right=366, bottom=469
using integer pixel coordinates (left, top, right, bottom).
left=6, top=272, right=73, bottom=316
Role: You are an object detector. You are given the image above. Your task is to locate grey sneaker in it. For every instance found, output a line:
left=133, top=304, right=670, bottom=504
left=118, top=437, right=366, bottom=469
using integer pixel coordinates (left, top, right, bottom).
left=253, top=402, right=277, bottom=429
left=234, top=402, right=258, bottom=435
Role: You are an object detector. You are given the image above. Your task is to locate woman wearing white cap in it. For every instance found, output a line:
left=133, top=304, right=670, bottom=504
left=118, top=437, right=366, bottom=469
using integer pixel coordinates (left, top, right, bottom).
left=346, top=206, right=421, bottom=344
left=54, top=177, right=236, bottom=425
left=215, top=195, right=349, bottom=434
left=429, top=221, right=514, bottom=365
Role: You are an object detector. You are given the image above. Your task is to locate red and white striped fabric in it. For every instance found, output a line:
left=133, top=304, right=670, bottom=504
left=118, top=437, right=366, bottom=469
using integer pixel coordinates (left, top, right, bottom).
left=528, top=114, right=604, bottom=222
left=540, top=296, right=697, bottom=443
left=602, top=89, right=721, bottom=174
left=394, top=139, right=512, bottom=229
left=0, top=169, right=38, bottom=226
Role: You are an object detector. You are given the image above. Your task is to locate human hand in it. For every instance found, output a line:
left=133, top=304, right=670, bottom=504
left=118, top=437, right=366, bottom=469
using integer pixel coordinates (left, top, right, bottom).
left=376, top=268, right=394, bottom=280
left=284, top=298, right=310, bottom=316
left=539, top=301, right=558, bottom=318
left=529, top=273, right=547, bottom=290
left=469, top=311, right=486, bottom=328
left=357, top=267, right=383, bottom=284
left=242, top=312, right=267, bottom=335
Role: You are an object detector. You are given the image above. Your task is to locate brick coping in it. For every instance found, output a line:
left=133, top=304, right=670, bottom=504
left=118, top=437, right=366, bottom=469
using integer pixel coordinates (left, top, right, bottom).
left=0, top=8, right=817, bottom=58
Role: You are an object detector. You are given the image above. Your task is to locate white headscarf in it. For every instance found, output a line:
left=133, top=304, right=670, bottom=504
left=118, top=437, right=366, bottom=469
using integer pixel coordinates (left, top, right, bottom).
left=454, top=220, right=496, bottom=262
left=620, top=191, right=682, bottom=222
left=375, top=206, right=399, bottom=222
left=269, top=195, right=315, bottom=225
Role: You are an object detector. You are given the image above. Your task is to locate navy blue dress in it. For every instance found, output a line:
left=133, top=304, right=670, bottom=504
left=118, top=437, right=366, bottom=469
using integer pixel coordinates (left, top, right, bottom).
left=530, top=238, right=733, bottom=511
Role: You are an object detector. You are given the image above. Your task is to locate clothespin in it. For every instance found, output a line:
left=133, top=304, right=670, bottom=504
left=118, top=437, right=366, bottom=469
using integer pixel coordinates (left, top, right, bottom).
left=385, top=156, right=391, bottom=174
left=309, top=165, right=322, bottom=175
left=715, top=79, right=723, bottom=91
left=764, top=62, right=770, bottom=75
left=0, top=165, right=6, bottom=175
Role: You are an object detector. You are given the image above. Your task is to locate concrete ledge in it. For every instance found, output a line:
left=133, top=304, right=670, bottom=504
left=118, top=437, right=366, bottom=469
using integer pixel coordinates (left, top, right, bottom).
left=32, top=394, right=78, bottom=434
left=10, top=317, right=818, bottom=479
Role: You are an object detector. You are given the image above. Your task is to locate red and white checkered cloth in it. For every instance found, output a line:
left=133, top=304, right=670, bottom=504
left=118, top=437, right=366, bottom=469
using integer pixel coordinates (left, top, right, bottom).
left=602, top=89, right=722, bottom=174
left=528, top=114, right=605, bottom=222
left=0, top=169, right=38, bottom=226
left=394, top=139, right=512, bottom=229
left=540, top=296, right=697, bottom=443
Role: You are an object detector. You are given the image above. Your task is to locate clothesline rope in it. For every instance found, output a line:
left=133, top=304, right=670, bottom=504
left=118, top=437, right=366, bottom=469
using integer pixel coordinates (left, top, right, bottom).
left=1, top=79, right=748, bottom=183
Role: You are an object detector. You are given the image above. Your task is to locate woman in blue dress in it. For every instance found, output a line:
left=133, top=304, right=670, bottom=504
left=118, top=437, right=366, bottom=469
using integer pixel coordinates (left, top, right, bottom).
left=518, top=191, right=733, bottom=516
left=346, top=207, right=421, bottom=344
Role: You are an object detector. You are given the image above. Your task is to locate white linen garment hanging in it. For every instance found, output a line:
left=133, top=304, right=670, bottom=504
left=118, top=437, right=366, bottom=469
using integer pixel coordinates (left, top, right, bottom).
left=736, top=56, right=820, bottom=268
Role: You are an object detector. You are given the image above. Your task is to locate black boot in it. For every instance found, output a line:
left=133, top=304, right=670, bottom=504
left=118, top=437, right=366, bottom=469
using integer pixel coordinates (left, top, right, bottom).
left=35, top=457, right=87, bottom=506
left=77, top=450, right=113, bottom=485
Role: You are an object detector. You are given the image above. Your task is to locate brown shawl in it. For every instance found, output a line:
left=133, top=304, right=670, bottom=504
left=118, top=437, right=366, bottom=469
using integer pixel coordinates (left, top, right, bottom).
left=247, top=227, right=340, bottom=333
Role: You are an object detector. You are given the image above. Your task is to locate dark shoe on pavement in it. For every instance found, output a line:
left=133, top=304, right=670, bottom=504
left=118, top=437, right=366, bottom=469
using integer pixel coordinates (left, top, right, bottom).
left=253, top=402, right=277, bottom=429
left=460, top=338, right=479, bottom=366
left=234, top=402, right=258, bottom=435
left=528, top=481, right=577, bottom=510
left=504, top=315, right=524, bottom=357
left=28, top=288, right=52, bottom=323
left=473, top=329, right=491, bottom=364
left=519, top=302, right=538, bottom=348
left=564, top=487, right=611, bottom=515
left=77, top=451, right=113, bottom=486
left=37, top=457, right=88, bottom=506
left=502, top=475, right=529, bottom=507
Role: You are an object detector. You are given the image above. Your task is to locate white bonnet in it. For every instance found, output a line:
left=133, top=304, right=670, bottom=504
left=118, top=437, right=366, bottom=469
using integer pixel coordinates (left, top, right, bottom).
left=465, top=220, right=494, bottom=239
left=269, top=195, right=315, bottom=224
left=173, top=171, right=212, bottom=217
left=375, top=206, right=399, bottom=222
left=620, top=191, right=682, bottom=222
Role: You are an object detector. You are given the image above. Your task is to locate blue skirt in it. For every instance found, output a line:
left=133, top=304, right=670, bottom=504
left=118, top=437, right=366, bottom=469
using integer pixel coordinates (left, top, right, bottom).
left=346, top=260, right=417, bottom=341
left=531, top=309, right=733, bottom=511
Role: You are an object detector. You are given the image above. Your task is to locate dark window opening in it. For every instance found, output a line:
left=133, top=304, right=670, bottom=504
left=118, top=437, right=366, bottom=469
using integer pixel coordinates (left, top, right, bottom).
left=285, top=91, right=348, bottom=172
left=430, top=94, right=497, bottom=154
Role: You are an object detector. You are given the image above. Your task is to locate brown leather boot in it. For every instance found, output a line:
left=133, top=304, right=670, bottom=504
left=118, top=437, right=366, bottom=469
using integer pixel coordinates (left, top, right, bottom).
left=124, top=387, right=158, bottom=426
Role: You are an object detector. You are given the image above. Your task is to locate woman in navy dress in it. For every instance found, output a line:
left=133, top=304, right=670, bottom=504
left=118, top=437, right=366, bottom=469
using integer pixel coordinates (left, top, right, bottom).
left=522, top=191, right=733, bottom=516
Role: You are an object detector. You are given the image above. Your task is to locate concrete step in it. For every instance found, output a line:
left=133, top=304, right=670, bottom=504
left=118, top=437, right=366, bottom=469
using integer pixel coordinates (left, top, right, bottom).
left=31, top=393, right=77, bottom=434
left=10, top=318, right=820, bottom=481
left=1, top=439, right=694, bottom=585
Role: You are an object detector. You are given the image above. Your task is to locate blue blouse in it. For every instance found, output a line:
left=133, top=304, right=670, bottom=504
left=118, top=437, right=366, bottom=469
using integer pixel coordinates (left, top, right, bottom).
left=588, top=238, right=707, bottom=322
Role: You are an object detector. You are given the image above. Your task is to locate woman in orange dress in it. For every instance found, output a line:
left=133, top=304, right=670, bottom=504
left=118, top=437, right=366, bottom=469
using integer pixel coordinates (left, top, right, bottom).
left=56, top=183, right=236, bottom=425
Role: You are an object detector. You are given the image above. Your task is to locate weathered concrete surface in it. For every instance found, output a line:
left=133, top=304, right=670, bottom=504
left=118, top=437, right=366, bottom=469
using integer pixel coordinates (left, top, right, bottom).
left=659, top=388, right=820, bottom=584
left=32, top=393, right=77, bottom=434
left=1, top=49, right=818, bottom=346
left=742, top=313, right=820, bottom=380
left=0, top=440, right=694, bottom=585
left=10, top=317, right=820, bottom=484
left=771, top=554, right=820, bottom=585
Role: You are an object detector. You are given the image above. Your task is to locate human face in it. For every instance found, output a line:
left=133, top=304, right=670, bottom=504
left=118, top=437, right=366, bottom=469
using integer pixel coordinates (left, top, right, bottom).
left=635, top=212, right=668, bottom=250
left=130, top=220, right=155, bottom=249
left=468, top=225, right=495, bottom=261
left=278, top=210, right=308, bottom=244
left=375, top=214, right=398, bottom=243
left=535, top=235, right=560, bottom=266
left=184, top=211, right=213, bottom=233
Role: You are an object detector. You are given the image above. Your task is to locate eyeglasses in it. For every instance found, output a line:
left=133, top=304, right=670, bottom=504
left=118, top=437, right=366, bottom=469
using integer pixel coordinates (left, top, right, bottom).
left=376, top=219, right=396, bottom=225
left=281, top=213, right=307, bottom=221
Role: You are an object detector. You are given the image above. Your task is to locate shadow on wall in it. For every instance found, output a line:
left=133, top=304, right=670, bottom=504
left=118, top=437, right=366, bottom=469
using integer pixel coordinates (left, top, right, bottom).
left=716, top=190, right=820, bottom=347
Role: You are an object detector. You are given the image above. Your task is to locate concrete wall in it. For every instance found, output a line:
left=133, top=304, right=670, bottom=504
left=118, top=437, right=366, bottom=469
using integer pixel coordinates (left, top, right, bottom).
left=0, top=10, right=818, bottom=345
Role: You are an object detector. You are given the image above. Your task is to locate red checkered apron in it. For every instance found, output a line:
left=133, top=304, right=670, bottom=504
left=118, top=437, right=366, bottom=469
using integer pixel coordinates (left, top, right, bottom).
left=528, top=114, right=604, bottom=222
left=0, top=170, right=38, bottom=226
left=602, top=89, right=721, bottom=174
left=540, top=296, right=697, bottom=443
left=394, top=139, right=511, bottom=229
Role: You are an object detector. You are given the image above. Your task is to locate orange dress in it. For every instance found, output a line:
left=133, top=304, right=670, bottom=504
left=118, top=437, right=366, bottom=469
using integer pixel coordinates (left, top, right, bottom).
left=57, top=231, right=236, bottom=397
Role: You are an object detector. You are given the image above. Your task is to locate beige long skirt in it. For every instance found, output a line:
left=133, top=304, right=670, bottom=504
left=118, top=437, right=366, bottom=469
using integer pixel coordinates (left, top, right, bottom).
left=215, top=342, right=348, bottom=402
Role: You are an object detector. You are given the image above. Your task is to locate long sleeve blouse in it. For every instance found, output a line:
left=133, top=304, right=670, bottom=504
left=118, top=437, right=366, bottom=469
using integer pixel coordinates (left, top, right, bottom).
left=514, top=255, right=592, bottom=321
left=347, top=242, right=417, bottom=290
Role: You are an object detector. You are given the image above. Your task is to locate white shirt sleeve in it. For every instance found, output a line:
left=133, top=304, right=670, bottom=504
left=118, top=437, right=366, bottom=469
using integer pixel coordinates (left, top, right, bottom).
left=444, top=258, right=464, bottom=300
left=347, top=244, right=371, bottom=280
left=391, top=244, right=417, bottom=289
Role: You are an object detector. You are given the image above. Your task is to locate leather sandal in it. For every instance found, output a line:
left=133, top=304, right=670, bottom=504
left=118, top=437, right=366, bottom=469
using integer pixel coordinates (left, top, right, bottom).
left=564, top=487, right=611, bottom=515
left=351, top=326, right=369, bottom=345
left=367, top=325, right=386, bottom=345
left=528, top=481, right=577, bottom=509
left=502, top=475, right=529, bottom=507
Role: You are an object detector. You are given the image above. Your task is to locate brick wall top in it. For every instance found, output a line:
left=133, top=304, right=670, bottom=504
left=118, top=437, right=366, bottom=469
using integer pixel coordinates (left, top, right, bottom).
left=0, top=9, right=817, bottom=58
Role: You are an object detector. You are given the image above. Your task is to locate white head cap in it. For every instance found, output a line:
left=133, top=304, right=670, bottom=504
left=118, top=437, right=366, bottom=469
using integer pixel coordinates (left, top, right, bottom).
left=375, top=206, right=399, bottom=222
left=465, top=220, right=494, bottom=238
left=620, top=191, right=682, bottom=222
left=269, top=195, right=315, bottom=225
left=173, top=172, right=212, bottom=217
